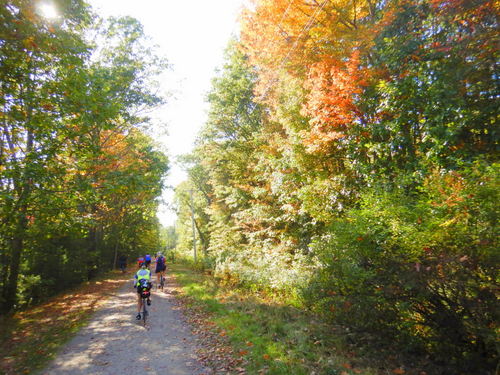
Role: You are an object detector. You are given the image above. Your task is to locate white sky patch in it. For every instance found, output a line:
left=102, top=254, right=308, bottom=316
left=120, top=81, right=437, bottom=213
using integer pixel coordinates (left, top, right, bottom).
left=87, top=0, right=245, bottom=226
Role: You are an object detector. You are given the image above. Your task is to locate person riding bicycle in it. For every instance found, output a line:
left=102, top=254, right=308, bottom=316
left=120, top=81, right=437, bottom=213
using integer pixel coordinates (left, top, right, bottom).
left=137, top=255, right=145, bottom=268
left=134, top=263, right=152, bottom=320
left=155, top=252, right=167, bottom=287
left=144, top=253, right=152, bottom=269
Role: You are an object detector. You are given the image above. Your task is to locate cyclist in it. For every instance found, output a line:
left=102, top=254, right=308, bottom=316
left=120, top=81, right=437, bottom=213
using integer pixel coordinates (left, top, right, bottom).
left=134, top=262, right=152, bottom=320
left=155, top=252, right=167, bottom=287
left=144, top=253, right=152, bottom=269
left=137, top=255, right=145, bottom=268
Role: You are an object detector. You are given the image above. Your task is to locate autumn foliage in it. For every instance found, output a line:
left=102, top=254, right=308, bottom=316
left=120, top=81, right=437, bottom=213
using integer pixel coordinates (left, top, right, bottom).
left=0, top=2, right=168, bottom=313
left=174, top=0, right=499, bottom=372
left=301, top=51, right=368, bottom=152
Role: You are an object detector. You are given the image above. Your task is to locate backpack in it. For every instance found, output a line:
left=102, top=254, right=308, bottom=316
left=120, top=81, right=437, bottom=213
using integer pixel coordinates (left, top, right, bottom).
left=157, top=256, right=165, bottom=267
left=138, top=278, right=151, bottom=292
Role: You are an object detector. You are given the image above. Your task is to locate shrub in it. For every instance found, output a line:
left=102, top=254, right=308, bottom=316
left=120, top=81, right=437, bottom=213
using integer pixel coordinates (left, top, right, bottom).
left=212, top=243, right=314, bottom=301
left=304, top=162, right=499, bottom=372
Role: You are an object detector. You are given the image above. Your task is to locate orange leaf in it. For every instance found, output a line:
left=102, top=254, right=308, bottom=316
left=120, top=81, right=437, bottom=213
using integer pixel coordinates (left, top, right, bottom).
left=342, top=363, right=352, bottom=369
left=239, top=349, right=248, bottom=356
left=262, top=354, right=270, bottom=360
left=392, top=368, right=405, bottom=374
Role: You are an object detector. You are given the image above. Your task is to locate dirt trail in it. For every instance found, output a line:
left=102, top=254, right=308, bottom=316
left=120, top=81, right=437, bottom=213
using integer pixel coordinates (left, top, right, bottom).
left=40, top=274, right=208, bottom=375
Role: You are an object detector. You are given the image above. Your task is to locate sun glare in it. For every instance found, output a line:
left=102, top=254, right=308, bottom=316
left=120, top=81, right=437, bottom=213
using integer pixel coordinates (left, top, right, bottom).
left=38, top=2, right=59, bottom=19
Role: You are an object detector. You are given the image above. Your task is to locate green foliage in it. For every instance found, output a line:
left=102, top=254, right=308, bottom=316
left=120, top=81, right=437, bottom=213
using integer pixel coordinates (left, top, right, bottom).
left=0, top=2, right=169, bottom=312
left=305, top=163, right=499, bottom=371
left=351, top=0, right=499, bottom=183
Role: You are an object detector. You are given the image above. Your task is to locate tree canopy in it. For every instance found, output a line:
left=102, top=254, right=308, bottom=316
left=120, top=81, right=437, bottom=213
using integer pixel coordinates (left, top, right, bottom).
left=0, top=1, right=169, bottom=312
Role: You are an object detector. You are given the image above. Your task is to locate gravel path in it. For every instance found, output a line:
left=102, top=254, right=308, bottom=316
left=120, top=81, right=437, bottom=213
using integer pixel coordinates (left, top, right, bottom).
left=40, top=275, right=208, bottom=375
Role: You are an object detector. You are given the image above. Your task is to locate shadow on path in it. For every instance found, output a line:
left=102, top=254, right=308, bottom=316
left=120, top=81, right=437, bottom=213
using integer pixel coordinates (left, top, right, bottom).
left=40, top=277, right=208, bottom=375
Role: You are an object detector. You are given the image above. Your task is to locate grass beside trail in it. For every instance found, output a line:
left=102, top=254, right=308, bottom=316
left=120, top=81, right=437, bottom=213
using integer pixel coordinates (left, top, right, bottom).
left=0, top=270, right=131, bottom=375
left=169, top=262, right=381, bottom=375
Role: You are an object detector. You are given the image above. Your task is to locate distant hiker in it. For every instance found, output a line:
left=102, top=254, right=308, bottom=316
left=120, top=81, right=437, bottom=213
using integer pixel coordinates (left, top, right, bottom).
left=144, top=253, right=152, bottom=268
left=118, top=254, right=127, bottom=273
left=155, top=252, right=167, bottom=285
left=134, top=262, right=152, bottom=320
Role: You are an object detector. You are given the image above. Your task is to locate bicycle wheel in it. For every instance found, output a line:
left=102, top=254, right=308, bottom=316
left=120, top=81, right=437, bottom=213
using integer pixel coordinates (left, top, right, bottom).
left=142, top=298, right=148, bottom=326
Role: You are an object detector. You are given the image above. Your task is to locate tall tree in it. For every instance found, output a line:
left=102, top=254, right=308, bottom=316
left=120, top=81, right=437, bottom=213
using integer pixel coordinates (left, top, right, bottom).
left=0, top=2, right=169, bottom=312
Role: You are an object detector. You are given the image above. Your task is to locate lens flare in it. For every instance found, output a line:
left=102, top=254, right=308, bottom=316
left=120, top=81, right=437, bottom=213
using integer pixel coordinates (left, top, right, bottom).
left=38, top=2, right=58, bottom=19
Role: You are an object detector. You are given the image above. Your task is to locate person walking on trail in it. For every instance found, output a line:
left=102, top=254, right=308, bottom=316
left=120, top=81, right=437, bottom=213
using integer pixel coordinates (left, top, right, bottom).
left=145, top=253, right=152, bottom=269
left=118, top=254, right=127, bottom=273
left=155, top=252, right=167, bottom=286
left=134, top=263, right=152, bottom=320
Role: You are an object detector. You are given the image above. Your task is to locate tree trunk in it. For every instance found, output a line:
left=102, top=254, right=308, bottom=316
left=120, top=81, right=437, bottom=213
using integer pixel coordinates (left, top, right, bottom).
left=113, top=240, right=119, bottom=269
left=3, top=212, right=28, bottom=312
left=1, top=77, right=34, bottom=312
left=193, top=217, right=208, bottom=257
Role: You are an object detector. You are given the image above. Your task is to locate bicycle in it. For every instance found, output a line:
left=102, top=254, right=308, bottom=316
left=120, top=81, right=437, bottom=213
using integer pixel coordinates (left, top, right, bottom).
left=138, top=284, right=151, bottom=326
left=141, top=294, right=149, bottom=326
left=159, top=274, right=165, bottom=291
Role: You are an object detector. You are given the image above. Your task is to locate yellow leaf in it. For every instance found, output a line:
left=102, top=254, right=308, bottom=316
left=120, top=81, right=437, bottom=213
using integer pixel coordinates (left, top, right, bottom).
left=23, top=37, right=35, bottom=49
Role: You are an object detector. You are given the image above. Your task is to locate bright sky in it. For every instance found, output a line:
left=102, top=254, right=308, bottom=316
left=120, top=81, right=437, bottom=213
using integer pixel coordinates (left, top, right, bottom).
left=86, top=0, right=245, bottom=226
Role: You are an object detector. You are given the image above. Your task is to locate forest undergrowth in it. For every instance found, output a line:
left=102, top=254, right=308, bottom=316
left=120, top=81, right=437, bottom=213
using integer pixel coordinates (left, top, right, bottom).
left=170, top=261, right=455, bottom=375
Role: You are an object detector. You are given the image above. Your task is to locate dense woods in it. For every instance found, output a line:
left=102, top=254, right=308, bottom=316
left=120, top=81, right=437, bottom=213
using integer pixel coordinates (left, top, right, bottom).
left=173, top=0, right=498, bottom=372
left=0, top=1, right=168, bottom=313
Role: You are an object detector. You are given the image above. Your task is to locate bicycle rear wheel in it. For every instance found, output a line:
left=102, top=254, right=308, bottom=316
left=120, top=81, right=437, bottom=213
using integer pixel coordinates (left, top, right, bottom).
left=142, top=298, right=148, bottom=326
